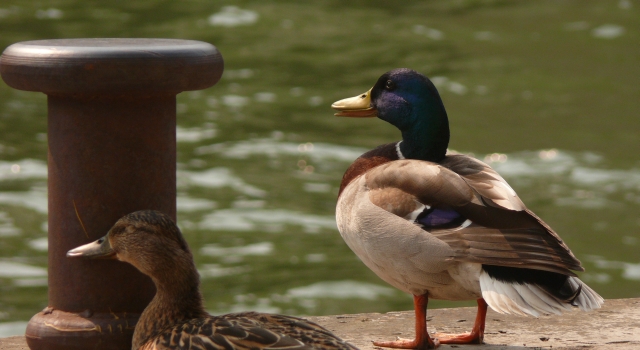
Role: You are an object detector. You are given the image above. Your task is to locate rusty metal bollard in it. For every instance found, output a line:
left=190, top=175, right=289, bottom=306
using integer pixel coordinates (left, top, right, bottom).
left=0, top=39, right=223, bottom=349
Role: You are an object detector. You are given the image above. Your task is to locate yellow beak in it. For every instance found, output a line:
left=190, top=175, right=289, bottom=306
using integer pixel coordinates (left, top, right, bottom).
left=331, top=88, right=377, bottom=117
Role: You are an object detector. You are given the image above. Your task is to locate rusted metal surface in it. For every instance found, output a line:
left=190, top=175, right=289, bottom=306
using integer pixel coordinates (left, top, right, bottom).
left=46, top=95, right=175, bottom=312
left=0, top=38, right=224, bottom=350
left=25, top=309, right=141, bottom=350
left=0, top=38, right=223, bottom=97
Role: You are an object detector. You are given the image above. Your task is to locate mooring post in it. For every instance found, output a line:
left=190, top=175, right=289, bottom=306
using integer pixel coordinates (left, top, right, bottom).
left=0, top=39, right=223, bottom=349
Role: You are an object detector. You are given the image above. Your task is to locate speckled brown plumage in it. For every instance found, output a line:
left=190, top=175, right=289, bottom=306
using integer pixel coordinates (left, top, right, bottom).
left=141, top=312, right=357, bottom=350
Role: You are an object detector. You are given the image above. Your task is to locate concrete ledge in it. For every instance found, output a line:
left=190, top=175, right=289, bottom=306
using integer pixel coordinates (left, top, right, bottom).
left=2, top=298, right=639, bottom=349
left=308, top=298, right=640, bottom=350
left=0, top=335, right=27, bottom=349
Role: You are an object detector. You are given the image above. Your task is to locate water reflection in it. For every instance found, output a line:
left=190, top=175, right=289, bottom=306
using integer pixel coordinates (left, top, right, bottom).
left=177, top=195, right=217, bottom=213
left=221, top=95, right=250, bottom=109
left=195, top=136, right=367, bottom=162
left=35, top=8, right=63, bottom=20
left=0, top=188, right=48, bottom=214
left=286, top=281, right=395, bottom=300
left=208, top=6, right=258, bottom=27
left=413, top=25, right=445, bottom=41
left=213, top=280, right=399, bottom=316
left=0, top=262, right=46, bottom=278
left=430, top=76, right=469, bottom=95
left=176, top=125, right=217, bottom=143
left=485, top=149, right=640, bottom=209
left=199, top=264, right=249, bottom=279
left=254, top=92, right=276, bottom=103
left=225, top=69, right=254, bottom=80
left=27, top=237, right=48, bottom=251
left=179, top=167, right=266, bottom=197
left=0, top=212, right=20, bottom=237
left=592, top=24, right=625, bottom=39
left=0, top=159, right=47, bottom=180
left=589, top=256, right=640, bottom=281
left=200, top=242, right=274, bottom=257
left=198, top=208, right=335, bottom=233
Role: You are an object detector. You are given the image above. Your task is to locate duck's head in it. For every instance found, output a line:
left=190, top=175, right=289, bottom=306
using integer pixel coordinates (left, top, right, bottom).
left=67, top=210, right=193, bottom=279
left=332, top=68, right=449, bottom=161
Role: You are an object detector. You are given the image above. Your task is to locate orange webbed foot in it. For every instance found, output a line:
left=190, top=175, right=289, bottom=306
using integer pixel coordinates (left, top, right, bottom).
left=372, top=294, right=440, bottom=349
left=432, top=298, right=487, bottom=345
left=373, top=336, right=440, bottom=349
left=434, top=331, right=484, bottom=345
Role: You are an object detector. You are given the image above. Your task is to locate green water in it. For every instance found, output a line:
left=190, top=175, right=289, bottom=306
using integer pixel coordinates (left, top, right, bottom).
left=1, top=0, right=639, bottom=336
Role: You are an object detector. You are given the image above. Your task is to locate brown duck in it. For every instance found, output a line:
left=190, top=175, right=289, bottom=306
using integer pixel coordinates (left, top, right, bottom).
left=331, top=68, right=603, bottom=349
left=67, top=210, right=358, bottom=350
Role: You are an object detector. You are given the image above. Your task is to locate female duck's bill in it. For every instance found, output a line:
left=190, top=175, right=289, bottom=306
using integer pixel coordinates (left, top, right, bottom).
left=67, top=236, right=115, bottom=259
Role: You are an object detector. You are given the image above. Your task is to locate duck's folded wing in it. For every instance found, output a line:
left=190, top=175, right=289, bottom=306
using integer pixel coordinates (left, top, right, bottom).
left=150, top=313, right=357, bottom=350
left=440, top=154, right=525, bottom=211
left=363, top=159, right=583, bottom=275
left=149, top=317, right=311, bottom=350
left=241, top=313, right=358, bottom=350
left=431, top=225, right=582, bottom=275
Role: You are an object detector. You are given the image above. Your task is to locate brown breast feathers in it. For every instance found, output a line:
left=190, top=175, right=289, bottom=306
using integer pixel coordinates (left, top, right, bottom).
left=338, top=142, right=399, bottom=197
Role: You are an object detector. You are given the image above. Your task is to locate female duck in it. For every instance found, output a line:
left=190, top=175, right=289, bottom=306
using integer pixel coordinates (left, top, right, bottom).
left=68, top=210, right=358, bottom=350
left=331, top=68, right=603, bottom=349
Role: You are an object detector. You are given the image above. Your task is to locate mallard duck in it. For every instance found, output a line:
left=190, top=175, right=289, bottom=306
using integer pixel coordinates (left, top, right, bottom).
left=331, top=68, right=603, bottom=349
left=67, top=210, right=358, bottom=350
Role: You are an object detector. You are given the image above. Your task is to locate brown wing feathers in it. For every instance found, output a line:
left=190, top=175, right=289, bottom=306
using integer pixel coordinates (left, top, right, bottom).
left=433, top=226, right=582, bottom=275
left=362, top=157, right=583, bottom=275
left=365, top=160, right=476, bottom=209
left=441, top=155, right=526, bottom=211
left=153, top=313, right=356, bottom=350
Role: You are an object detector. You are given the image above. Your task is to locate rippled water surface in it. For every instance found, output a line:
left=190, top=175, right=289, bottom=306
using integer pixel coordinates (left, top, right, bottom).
left=1, top=0, right=639, bottom=337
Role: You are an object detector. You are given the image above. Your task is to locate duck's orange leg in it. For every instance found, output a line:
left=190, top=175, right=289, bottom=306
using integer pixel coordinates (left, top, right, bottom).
left=435, top=298, right=487, bottom=345
left=373, top=294, right=439, bottom=349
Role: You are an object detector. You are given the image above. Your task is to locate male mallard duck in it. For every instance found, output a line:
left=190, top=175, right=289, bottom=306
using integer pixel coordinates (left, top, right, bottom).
left=67, top=210, right=358, bottom=350
left=331, top=68, right=603, bottom=349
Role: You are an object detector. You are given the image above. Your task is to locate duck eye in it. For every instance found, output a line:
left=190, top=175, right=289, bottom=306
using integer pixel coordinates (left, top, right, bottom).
left=385, top=80, right=396, bottom=90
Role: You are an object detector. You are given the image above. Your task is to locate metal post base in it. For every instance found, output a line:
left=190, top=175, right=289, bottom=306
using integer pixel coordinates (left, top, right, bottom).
left=26, top=309, right=140, bottom=350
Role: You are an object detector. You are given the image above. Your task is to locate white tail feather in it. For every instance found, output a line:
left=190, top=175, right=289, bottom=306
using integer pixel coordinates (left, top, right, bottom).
left=568, top=277, right=588, bottom=309
left=480, top=276, right=508, bottom=314
left=525, top=282, right=570, bottom=314
left=491, top=279, right=531, bottom=316
left=479, top=271, right=603, bottom=317
left=573, top=279, right=604, bottom=311
left=512, top=284, right=556, bottom=316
